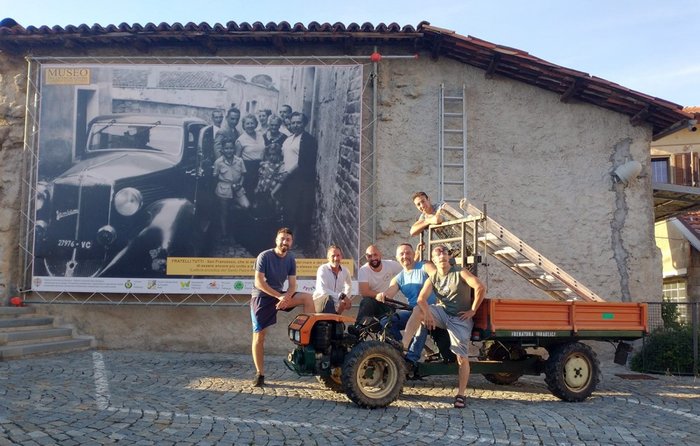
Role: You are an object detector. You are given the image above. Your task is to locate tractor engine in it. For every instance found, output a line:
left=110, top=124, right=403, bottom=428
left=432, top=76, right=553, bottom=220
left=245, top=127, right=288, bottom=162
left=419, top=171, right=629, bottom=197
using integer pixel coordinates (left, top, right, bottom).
left=285, top=313, right=354, bottom=376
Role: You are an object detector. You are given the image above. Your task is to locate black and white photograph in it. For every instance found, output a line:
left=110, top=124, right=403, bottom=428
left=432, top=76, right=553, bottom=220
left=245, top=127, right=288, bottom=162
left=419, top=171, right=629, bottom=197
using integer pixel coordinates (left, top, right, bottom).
left=32, top=63, right=362, bottom=290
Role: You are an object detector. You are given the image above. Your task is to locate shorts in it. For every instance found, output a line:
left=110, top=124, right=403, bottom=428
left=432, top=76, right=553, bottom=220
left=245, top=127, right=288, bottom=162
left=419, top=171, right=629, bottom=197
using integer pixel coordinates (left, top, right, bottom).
left=250, top=292, right=297, bottom=332
left=313, top=294, right=338, bottom=314
left=426, top=305, right=474, bottom=358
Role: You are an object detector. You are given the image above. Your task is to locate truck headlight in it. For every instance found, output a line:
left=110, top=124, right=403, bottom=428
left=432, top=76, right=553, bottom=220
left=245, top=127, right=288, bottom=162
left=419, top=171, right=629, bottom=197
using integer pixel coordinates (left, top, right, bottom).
left=114, top=187, right=143, bottom=216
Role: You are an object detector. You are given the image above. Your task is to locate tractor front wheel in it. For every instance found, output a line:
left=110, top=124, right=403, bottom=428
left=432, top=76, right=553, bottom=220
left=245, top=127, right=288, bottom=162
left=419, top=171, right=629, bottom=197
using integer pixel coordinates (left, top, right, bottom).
left=341, top=341, right=405, bottom=408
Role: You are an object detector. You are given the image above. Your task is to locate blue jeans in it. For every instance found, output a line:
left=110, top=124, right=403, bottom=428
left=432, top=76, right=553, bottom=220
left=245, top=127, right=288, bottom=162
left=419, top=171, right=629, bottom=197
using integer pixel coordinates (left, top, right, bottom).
left=384, top=309, right=427, bottom=364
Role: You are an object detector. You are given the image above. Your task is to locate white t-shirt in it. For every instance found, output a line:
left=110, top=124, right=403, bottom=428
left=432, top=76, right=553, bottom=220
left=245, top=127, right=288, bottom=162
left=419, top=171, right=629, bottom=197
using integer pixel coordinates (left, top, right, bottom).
left=280, top=133, right=302, bottom=173
left=357, top=259, right=402, bottom=294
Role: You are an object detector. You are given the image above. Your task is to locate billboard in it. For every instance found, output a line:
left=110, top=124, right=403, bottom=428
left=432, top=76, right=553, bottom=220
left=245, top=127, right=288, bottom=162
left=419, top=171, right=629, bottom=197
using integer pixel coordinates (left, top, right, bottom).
left=31, top=64, right=362, bottom=294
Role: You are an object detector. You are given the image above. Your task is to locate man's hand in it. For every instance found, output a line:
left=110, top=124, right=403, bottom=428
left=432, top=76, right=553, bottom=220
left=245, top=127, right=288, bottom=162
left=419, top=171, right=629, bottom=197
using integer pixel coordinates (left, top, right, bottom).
left=375, top=292, right=386, bottom=303
left=422, top=309, right=436, bottom=330
left=457, top=309, right=476, bottom=320
left=276, top=293, right=293, bottom=310
left=337, top=297, right=352, bottom=313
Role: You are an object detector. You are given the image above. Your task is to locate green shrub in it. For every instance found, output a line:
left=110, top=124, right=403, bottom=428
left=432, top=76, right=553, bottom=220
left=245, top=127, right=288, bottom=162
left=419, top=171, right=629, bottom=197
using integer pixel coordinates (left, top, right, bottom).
left=630, top=326, right=698, bottom=376
left=661, top=298, right=682, bottom=329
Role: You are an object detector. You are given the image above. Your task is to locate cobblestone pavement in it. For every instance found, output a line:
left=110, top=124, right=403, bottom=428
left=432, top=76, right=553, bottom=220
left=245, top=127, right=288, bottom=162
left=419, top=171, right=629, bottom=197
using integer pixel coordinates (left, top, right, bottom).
left=0, top=349, right=698, bottom=445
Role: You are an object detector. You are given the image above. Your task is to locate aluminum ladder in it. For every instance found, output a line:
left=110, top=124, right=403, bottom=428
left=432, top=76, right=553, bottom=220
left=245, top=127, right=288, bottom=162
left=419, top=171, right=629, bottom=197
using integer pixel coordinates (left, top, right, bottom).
left=431, top=202, right=605, bottom=302
left=438, top=84, right=467, bottom=208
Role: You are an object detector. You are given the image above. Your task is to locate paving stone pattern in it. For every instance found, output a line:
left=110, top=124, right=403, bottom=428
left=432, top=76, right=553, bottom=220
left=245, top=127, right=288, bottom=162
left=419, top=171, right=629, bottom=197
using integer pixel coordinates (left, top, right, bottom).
left=1, top=350, right=699, bottom=445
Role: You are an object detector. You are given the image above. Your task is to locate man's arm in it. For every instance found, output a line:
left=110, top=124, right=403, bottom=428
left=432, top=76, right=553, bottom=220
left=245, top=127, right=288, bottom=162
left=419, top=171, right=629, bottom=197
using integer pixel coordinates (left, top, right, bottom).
left=342, top=270, right=352, bottom=297
left=376, top=278, right=400, bottom=302
left=416, top=279, right=436, bottom=329
left=410, top=219, right=430, bottom=237
left=410, top=214, right=444, bottom=236
left=459, top=269, right=487, bottom=318
left=286, top=275, right=298, bottom=297
left=358, top=281, right=374, bottom=298
left=254, top=271, right=283, bottom=299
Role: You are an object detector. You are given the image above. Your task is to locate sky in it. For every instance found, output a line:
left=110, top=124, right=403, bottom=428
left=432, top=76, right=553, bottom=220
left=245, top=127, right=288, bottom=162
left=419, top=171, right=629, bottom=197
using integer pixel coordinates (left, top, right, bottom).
left=3, top=0, right=698, bottom=107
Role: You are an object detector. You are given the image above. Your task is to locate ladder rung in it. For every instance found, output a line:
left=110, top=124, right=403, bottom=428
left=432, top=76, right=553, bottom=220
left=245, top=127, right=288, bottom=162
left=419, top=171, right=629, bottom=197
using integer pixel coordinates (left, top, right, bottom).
left=514, top=262, right=535, bottom=268
left=493, top=247, right=517, bottom=256
left=538, top=284, right=570, bottom=292
left=444, top=96, right=463, bottom=100
left=442, top=181, right=463, bottom=185
left=444, top=112, right=464, bottom=117
left=444, top=147, right=464, bottom=151
left=444, top=163, right=464, bottom=168
left=443, top=129, right=463, bottom=133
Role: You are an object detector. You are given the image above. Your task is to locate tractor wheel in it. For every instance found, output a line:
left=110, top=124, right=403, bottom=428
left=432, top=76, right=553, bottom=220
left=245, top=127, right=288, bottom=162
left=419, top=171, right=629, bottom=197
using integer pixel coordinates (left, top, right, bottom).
left=544, top=342, right=600, bottom=402
left=316, top=367, right=344, bottom=393
left=482, top=342, right=525, bottom=386
left=341, top=340, right=406, bottom=408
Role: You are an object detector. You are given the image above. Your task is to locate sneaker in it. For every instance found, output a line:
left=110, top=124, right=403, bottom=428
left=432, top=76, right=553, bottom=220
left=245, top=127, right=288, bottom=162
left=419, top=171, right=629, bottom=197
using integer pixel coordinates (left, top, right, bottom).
left=252, top=374, right=265, bottom=387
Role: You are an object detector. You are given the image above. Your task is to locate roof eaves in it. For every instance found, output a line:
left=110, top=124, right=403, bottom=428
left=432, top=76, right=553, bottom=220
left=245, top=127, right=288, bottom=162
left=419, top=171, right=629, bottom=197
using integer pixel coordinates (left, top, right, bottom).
left=419, top=24, right=692, bottom=137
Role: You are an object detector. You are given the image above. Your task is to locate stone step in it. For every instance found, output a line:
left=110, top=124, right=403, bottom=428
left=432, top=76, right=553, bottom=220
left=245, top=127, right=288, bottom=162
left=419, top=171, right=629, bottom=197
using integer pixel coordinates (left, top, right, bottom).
left=0, top=306, right=36, bottom=318
left=0, top=327, right=73, bottom=346
left=0, top=317, right=54, bottom=332
left=0, top=337, right=93, bottom=360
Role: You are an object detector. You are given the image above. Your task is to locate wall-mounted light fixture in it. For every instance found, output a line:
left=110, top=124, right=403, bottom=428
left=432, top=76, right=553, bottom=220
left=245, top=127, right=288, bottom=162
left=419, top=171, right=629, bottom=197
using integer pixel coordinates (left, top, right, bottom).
left=612, top=160, right=643, bottom=185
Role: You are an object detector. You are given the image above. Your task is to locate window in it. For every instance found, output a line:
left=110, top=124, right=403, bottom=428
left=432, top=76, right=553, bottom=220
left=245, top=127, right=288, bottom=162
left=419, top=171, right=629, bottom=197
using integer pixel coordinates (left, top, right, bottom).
left=651, top=157, right=669, bottom=183
left=662, top=278, right=689, bottom=324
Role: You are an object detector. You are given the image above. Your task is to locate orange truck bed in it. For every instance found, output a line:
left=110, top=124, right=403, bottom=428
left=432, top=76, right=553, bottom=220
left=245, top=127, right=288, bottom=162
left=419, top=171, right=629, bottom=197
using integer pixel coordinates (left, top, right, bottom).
left=473, top=298, right=648, bottom=340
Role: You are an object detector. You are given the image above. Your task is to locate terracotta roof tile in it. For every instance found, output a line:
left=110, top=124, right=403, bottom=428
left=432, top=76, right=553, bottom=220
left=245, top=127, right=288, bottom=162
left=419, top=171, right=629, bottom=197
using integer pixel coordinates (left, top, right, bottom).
left=678, top=210, right=700, bottom=238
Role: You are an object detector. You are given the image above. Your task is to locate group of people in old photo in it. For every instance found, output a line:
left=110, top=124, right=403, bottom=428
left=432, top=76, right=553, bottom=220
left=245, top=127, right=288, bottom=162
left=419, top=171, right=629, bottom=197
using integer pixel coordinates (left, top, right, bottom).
left=199, top=104, right=318, bottom=255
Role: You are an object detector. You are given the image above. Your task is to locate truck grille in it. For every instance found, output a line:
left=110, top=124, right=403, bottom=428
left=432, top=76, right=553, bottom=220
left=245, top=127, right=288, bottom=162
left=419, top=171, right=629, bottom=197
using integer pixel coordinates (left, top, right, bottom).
left=43, top=182, right=113, bottom=277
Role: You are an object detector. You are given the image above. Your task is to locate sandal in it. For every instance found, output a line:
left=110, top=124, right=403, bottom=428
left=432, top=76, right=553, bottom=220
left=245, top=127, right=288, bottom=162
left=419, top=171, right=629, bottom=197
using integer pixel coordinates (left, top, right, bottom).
left=453, top=394, right=466, bottom=408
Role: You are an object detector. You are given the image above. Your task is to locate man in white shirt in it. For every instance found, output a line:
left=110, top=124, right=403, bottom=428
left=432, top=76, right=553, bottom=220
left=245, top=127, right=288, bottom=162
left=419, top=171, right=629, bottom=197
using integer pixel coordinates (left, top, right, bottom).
left=354, top=244, right=402, bottom=325
left=313, top=245, right=352, bottom=314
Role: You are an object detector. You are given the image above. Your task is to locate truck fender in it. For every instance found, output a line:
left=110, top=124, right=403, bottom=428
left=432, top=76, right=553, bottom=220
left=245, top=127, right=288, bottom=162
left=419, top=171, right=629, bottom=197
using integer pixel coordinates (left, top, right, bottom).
left=97, top=198, right=196, bottom=277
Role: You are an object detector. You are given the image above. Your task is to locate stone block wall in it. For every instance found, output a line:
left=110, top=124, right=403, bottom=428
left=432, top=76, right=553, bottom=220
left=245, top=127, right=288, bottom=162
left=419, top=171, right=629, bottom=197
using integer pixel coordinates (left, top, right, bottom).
left=0, top=53, right=26, bottom=304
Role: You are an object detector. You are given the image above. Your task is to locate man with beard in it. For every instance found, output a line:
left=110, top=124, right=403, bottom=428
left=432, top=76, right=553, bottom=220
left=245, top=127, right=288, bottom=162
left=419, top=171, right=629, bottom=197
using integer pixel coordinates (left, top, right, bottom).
left=250, top=227, right=314, bottom=387
left=352, top=244, right=402, bottom=328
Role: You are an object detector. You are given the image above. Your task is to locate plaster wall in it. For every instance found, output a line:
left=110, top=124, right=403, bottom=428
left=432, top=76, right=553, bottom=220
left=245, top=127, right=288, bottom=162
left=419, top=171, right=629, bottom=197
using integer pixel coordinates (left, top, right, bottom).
left=373, top=57, right=658, bottom=302
left=0, top=45, right=660, bottom=353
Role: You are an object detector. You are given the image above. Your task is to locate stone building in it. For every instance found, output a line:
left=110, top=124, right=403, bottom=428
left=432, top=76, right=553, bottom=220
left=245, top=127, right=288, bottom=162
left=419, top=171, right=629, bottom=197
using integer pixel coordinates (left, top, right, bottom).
left=0, top=20, right=693, bottom=353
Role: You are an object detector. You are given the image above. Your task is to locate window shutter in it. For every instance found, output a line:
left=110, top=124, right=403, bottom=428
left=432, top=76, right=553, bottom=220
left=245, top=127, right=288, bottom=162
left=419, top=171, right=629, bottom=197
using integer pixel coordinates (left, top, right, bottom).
left=672, top=152, right=694, bottom=186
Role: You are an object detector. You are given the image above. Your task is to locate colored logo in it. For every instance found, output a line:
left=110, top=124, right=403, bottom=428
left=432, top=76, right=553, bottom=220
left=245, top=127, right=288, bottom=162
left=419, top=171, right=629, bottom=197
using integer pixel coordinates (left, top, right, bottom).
left=180, top=280, right=191, bottom=289
left=124, top=280, right=133, bottom=289
left=234, top=281, right=244, bottom=291
left=147, top=280, right=157, bottom=289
